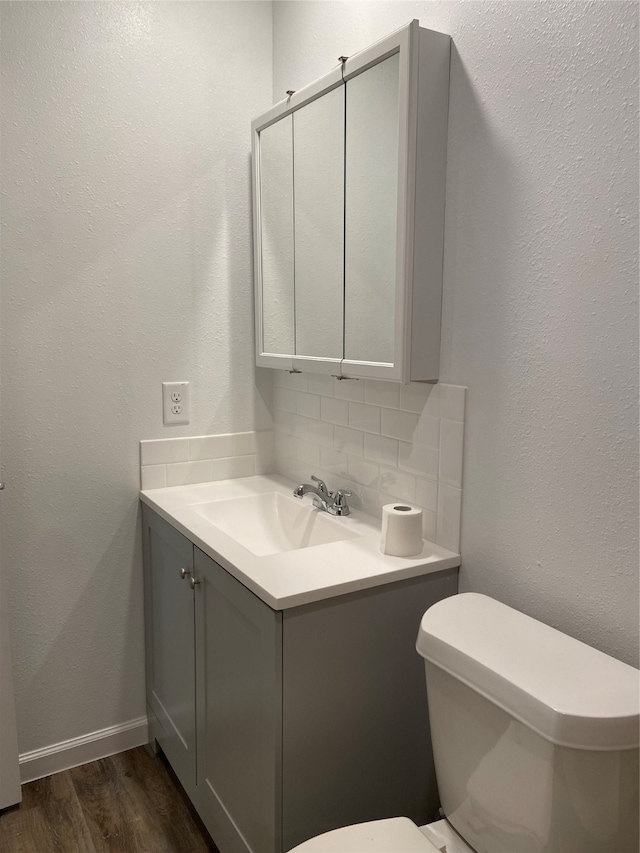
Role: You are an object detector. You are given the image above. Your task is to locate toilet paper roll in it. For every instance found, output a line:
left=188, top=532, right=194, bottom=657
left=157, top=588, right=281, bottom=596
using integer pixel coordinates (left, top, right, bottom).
left=380, top=503, right=423, bottom=557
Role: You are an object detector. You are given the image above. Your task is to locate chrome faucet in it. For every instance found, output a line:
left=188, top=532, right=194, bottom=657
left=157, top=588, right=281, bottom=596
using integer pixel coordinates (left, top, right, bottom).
left=293, top=475, right=351, bottom=516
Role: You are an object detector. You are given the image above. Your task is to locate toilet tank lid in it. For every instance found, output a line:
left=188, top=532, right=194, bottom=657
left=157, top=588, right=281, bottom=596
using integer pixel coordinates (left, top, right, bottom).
left=416, top=593, right=640, bottom=751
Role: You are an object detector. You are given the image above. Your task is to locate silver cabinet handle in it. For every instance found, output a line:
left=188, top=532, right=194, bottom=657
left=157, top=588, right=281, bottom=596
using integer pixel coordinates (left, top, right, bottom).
left=179, top=568, right=190, bottom=580
left=0, top=483, right=5, bottom=491
left=189, top=577, right=201, bottom=590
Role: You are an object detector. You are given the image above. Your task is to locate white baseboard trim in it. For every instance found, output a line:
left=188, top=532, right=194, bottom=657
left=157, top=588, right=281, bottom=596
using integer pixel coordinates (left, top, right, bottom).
left=19, top=716, right=149, bottom=784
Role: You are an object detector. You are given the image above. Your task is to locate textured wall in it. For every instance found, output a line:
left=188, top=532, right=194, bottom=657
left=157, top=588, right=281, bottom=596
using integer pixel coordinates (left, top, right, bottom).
left=1, top=1, right=272, bottom=754
left=272, top=1, right=639, bottom=665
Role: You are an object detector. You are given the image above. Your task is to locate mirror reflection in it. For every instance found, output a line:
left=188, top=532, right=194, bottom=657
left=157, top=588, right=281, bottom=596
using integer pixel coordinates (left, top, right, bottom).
left=257, top=54, right=401, bottom=367
left=344, top=53, right=400, bottom=365
left=293, top=85, right=345, bottom=360
left=259, top=115, right=294, bottom=355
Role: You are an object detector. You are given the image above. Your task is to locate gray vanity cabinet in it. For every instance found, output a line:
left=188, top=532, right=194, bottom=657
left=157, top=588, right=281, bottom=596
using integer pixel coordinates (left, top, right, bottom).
left=143, top=506, right=458, bottom=853
left=195, top=548, right=283, bottom=853
left=142, top=506, right=197, bottom=802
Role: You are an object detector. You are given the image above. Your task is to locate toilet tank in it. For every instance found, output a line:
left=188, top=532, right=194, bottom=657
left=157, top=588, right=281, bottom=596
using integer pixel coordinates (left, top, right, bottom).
left=416, top=594, right=639, bottom=853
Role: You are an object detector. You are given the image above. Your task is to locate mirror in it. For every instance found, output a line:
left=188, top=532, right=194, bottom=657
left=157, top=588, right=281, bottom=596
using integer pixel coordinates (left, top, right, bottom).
left=344, top=53, right=400, bottom=365
left=259, top=115, right=294, bottom=355
left=293, top=85, right=345, bottom=360
left=254, top=21, right=450, bottom=382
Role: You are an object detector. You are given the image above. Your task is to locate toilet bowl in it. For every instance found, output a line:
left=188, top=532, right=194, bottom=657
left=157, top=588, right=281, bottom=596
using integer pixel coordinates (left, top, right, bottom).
left=290, top=593, right=640, bottom=853
left=288, top=816, right=474, bottom=852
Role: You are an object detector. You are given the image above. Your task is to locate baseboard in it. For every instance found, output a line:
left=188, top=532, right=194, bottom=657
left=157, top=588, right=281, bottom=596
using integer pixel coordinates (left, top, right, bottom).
left=19, top=716, right=149, bottom=784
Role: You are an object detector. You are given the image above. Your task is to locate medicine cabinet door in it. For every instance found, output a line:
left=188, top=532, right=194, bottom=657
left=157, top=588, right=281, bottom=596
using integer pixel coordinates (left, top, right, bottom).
left=343, top=52, right=400, bottom=369
left=292, top=84, right=345, bottom=367
left=256, top=114, right=295, bottom=365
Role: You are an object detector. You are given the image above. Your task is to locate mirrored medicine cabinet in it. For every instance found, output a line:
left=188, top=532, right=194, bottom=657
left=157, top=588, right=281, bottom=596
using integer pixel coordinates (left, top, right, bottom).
left=251, top=20, right=450, bottom=383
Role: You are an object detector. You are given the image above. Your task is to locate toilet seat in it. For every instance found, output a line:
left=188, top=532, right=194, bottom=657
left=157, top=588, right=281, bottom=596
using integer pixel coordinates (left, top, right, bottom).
left=288, top=817, right=441, bottom=852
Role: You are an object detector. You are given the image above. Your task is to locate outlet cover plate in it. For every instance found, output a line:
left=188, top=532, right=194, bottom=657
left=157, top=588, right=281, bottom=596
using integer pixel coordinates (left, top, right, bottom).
left=162, top=381, right=189, bottom=425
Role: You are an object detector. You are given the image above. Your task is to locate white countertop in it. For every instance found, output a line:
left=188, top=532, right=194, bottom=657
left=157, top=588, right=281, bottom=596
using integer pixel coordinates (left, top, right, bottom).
left=140, top=475, right=460, bottom=610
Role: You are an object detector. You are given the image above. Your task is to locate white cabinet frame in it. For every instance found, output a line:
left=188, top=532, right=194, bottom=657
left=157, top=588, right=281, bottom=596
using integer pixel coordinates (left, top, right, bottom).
left=252, top=21, right=450, bottom=383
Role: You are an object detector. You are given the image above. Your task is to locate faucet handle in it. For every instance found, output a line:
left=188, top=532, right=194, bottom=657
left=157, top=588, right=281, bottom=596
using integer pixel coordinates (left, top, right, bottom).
left=311, top=475, right=329, bottom=495
left=331, top=489, right=352, bottom=516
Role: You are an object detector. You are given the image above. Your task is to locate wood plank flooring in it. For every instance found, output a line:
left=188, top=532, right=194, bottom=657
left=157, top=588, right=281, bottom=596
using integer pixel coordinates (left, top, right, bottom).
left=0, top=747, right=217, bottom=853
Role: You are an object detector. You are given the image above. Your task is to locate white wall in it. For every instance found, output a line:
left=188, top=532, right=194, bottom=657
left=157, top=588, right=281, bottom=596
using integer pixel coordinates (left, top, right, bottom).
left=272, top=1, right=639, bottom=665
left=0, top=1, right=272, bottom=754
left=1, top=0, right=637, bottom=763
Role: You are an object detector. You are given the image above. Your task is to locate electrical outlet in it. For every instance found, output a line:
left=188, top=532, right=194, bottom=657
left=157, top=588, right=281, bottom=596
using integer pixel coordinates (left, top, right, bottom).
left=163, top=381, right=189, bottom=425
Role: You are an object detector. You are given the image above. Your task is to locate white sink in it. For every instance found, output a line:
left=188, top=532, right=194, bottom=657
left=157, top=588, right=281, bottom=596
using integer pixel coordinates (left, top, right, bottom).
left=140, top=475, right=460, bottom=609
left=190, top=491, right=362, bottom=557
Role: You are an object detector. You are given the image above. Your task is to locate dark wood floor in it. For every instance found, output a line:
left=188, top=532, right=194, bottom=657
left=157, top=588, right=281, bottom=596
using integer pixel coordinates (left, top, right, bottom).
left=0, top=747, right=217, bottom=853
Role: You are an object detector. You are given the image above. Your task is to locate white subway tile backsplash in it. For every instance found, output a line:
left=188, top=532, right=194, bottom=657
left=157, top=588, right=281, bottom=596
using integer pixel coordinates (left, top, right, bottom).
left=360, top=485, right=384, bottom=518
left=306, top=417, right=335, bottom=448
left=254, top=450, right=275, bottom=475
left=274, top=409, right=294, bottom=434
left=141, top=437, right=189, bottom=466
left=399, top=382, right=439, bottom=415
left=415, top=413, right=440, bottom=449
left=422, top=509, right=438, bottom=543
left=415, top=477, right=438, bottom=513
left=400, top=382, right=440, bottom=418
left=381, top=408, right=418, bottom=442
left=296, top=392, right=321, bottom=420
left=349, top=402, right=381, bottom=434
left=321, top=397, right=349, bottom=426
left=280, top=371, right=308, bottom=392
left=364, top=379, right=400, bottom=409
left=379, top=468, right=416, bottom=503
left=273, top=370, right=290, bottom=388
left=274, top=386, right=297, bottom=414
left=348, top=456, right=380, bottom=489
left=271, top=381, right=467, bottom=554
left=437, top=484, right=462, bottom=553
left=141, top=430, right=274, bottom=489
left=398, top=441, right=439, bottom=481
left=439, top=420, right=465, bottom=488
left=140, top=464, right=167, bottom=490
left=276, top=452, right=307, bottom=487
left=166, top=460, right=214, bottom=486
left=288, top=415, right=308, bottom=440
left=307, top=373, right=334, bottom=397
left=211, top=455, right=255, bottom=481
left=320, top=447, right=349, bottom=478
left=364, top=433, right=398, bottom=467
left=334, top=379, right=365, bottom=402
left=289, top=437, right=321, bottom=468
left=190, top=434, right=235, bottom=461
left=254, top=431, right=275, bottom=474
left=234, top=431, right=259, bottom=456
left=438, top=384, right=466, bottom=422
left=334, top=425, right=364, bottom=457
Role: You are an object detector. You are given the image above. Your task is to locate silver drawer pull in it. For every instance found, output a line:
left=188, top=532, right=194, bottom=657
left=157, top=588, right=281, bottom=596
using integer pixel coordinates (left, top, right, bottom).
left=189, top=577, right=201, bottom=590
left=179, top=568, right=190, bottom=580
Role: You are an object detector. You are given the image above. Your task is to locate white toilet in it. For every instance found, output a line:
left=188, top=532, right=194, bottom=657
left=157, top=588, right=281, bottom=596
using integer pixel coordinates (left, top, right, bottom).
left=291, top=593, right=640, bottom=853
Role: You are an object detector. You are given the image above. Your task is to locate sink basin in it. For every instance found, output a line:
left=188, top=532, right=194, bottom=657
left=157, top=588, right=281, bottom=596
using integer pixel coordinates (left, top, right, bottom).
left=190, top=492, right=362, bottom=557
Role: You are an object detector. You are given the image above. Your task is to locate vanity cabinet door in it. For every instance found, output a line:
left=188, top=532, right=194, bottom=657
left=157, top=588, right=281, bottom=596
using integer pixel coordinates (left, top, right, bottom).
left=194, top=548, right=283, bottom=853
left=142, top=507, right=197, bottom=800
